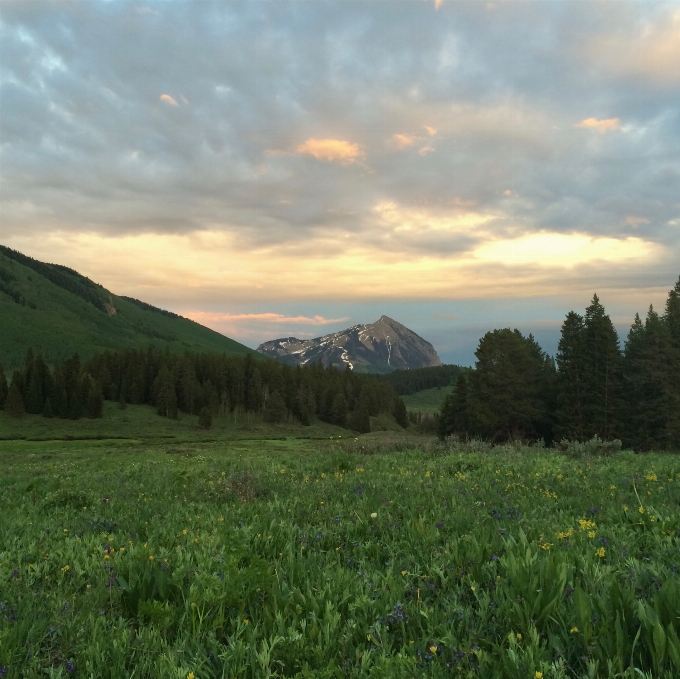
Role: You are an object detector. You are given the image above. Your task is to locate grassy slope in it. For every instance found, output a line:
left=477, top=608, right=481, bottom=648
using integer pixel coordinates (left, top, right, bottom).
left=0, top=251, right=256, bottom=369
left=401, top=385, right=453, bottom=414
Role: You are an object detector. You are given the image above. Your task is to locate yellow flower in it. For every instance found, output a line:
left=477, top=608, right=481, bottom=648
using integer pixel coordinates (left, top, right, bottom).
left=588, top=531, right=596, bottom=539
left=104, top=555, right=109, bottom=560
left=639, top=506, right=645, bottom=514
left=370, top=512, right=377, bottom=519
left=280, top=469, right=285, bottom=474
left=540, top=543, right=553, bottom=551
left=61, top=564, right=70, bottom=572
left=535, top=672, right=543, bottom=679
left=401, top=570, right=407, bottom=576
left=623, top=505, right=629, bottom=512
left=183, top=529, right=188, bottom=535
left=187, top=673, right=195, bottom=679
left=243, top=618, right=249, bottom=624
left=516, top=633, right=522, bottom=640
left=149, top=555, right=154, bottom=561
left=570, top=626, right=578, bottom=633
left=429, top=645, right=438, bottom=653
left=596, top=547, right=605, bottom=558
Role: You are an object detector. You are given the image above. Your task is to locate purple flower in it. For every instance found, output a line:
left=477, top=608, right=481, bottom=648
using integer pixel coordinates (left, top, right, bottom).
left=66, top=661, right=75, bottom=673
left=589, top=506, right=599, bottom=515
left=436, top=522, right=444, bottom=530
left=0, top=667, right=7, bottom=676
left=355, top=487, right=363, bottom=495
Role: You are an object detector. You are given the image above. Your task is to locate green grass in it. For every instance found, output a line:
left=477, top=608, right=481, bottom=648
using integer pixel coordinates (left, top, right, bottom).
left=1, top=427, right=680, bottom=678
left=402, top=386, right=453, bottom=414
left=0, top=401, right=352, bottom=443
left=0, top=251, right=256, bottom=370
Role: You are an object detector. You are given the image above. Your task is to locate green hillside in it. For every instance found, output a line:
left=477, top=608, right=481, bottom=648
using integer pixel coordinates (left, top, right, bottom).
left=0, top=246, right=256, bottom=370
left=401, top=385, right=453, bottom=414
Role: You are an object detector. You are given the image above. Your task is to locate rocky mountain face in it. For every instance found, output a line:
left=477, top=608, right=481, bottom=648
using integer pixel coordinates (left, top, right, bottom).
left=257, top=315, right=442, bottom=373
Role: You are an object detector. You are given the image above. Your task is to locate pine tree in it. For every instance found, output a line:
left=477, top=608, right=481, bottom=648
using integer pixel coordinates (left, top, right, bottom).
left=349, top=401, right=371, bottom=433
left=393, top=396, right=408, bottom=428
left=264, top=390, right=286, bottom=424
left=4, top=383, right=25, bottom=418
left=43, top=396, right=54, bottom=418
left=86, top=377, right=103, bottom=419
left=438, top=372, right=472, bottom=439
left=198, top=406, right=213, bottom=429
left=470, top=329, right=548, bottom=441
left=555, top=312, right=587, bottom=440
left=663, top=275, right=680, bottom=348
left=330, top=392, right=348, bottom=427
left=582, top=294, right=622, bottom=439
left=0, top=364, right=8, bottom=409
left=154, top=365, right=178, bottom=418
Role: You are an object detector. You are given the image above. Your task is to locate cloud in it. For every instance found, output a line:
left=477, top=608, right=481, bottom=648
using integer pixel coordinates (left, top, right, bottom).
left=390, top=133, right=416, bottom=148
left=159, top=93, right=178, bottom=106
left=585, top=9, right=680, bottom=86
left=575, top=117, right=620, bottom=133
left=473, top=233, right=660, bottom=267
left=418, top=146, right=435, bottom=156
left=424, top=126, right=437, bottom=136
left=184, top=312, right=349, bottom=325
left=295, top=138, right=362, bottom=163
left=434, top=0, right=443, bottom=10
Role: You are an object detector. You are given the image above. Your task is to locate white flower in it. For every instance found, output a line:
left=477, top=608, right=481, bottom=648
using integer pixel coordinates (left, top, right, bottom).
left=370, top=512, right=377, bottom=519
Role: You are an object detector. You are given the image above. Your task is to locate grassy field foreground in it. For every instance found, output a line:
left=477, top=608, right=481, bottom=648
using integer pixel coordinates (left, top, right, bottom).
left=1, top=436, right=680, bottom=678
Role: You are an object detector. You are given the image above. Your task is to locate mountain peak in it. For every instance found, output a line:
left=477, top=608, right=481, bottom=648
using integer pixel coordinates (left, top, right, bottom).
left=257, top=316, right=441, bottom=373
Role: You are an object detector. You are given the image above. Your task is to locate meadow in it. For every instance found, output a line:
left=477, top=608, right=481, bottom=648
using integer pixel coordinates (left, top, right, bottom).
left=1, top=413, right=680, bottom=678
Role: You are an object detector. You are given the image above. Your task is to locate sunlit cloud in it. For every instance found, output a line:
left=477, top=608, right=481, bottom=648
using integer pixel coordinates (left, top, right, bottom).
left=418, top=146, right=435, bottom=156
left=295, top=138, right=362, bottom=163
left=575, top=117, right=620, bottom=133
left=184, top=312, right=349, bottom=325
left=434, top=0, right=443, bottom=10
left=373, top=201, right=494, bottom=234
left=585, top=9, right=680, bottom=86
left=625, top=216, right=650, bottom=227
left=159, top=94, right=178, bottom=106
left=424, top=126, right=437, bottom=136
left=473, top=233, right=660, bottom=267
left=390, top=133, right=416, bottom=148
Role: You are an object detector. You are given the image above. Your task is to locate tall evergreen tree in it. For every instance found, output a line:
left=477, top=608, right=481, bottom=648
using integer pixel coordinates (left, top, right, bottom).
left=470, top=329, right=551, bottom=441
left=153, top=364, right=178, bottom=418
left=4, top=383, right=25, bottom=418
left=623, top=307, right=677, bottom=449
left=555, top=311, right=587, bottom=440
left=0, top=364, right=8, bottom=409
left=662, top=275, right=680, bottom=348
left=393, top=396, right=408, bottom=428
left=438, top=372, right=472, bottom=439
left=263, top=390, right=287, bottom=423
left=582, top=294, right=622, bottom=439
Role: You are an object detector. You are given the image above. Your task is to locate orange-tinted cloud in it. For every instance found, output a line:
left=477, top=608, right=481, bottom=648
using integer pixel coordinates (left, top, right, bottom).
left=424, top=125, right=437, bottom=136
left=184, top=312, right=349, bottom=325
left=391, top=133, right=416, bottom=148
left=575, top=117, right=620, bottom=133
left=160, top=94, right=178, bottom=106
left=296, top=138, right=362, bottom=163
left=434, top=0, right=443, bottom=10
left=418, top=146, right=435, bottom=156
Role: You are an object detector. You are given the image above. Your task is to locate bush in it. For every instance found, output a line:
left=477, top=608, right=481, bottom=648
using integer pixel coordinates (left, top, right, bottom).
left=555, top=435, right=622, bottom=458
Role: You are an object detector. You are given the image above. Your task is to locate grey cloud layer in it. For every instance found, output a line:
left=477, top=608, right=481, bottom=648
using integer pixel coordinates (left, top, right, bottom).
left=1, top=0, right=679, bottom=257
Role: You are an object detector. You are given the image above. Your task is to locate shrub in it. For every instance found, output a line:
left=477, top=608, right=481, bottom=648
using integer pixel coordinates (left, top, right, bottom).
left=555, top=435, right=623, bottom=458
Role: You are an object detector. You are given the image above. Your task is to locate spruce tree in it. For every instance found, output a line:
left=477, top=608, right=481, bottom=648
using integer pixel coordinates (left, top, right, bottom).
left=582, top=294, right=622, bottom=439
left=198, top=406, right=213, bottom=429
left=154, top=365, right=178, bottom=418
left=438, top=372, right=472, bottom=440
left=349, top=401, right=371, bottom=433
left=662, top=275, right=680, bottom=348
left=4, top=383, right=25, bottom=418
left=86, top=378, right=103, bottom=419
left=264, top=390, right=287, bottom=424
left=393, top=397, right=408, bottom=428
left=330, top=392, right=348, bottom=427
left=624, top=306, right=679, bottom=449
left=0, top=364, right=8, bottom=409
left=43, top=396, right=54, bottom=418
left=555, top=312, right=587, bottom=440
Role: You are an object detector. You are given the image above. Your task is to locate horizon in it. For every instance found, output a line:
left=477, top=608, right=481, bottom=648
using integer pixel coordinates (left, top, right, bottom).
left=1, top=1, right=678, bottom=365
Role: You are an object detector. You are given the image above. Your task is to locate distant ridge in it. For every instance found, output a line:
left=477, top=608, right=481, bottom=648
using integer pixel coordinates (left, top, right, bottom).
left=257, top=315, right=441, bottom=373
left=0, top=245, right=256, bottom=369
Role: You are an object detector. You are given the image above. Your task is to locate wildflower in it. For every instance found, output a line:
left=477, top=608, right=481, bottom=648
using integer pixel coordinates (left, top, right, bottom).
left=540, top=543, right=553, bottom=551
left=187, top=674, right=195, bottom=679
left=638, top=506, right=645, bottom=514
left=183, top=529, right=188, bottom=535
left=370, top=512, right=377, bottom=519
left=243, top=618, right=249, bottom=624
left=588, top=531, right=596, bottom=539
left=623, top=505, right=628, bottom=512
left=149, top=555, right=154, bottom=561
left=429, top=645, right=438, bottom=653
left=401, top=570, right=407, bottom=576
left=104, top=555, right=109, bottom=560
left=570, top=626, right=578, bottom=633
left=596, top=547, right=605, bottom=558
left=61, top=565, right=70, bottom=572
left=535, top=673, right=543, bottom=679
left=516, top=633, right=522, bottom=640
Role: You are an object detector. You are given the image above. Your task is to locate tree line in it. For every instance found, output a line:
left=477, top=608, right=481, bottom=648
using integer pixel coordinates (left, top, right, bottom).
left=385, top=364, right=464, bottom=395
left=439, top=276, right=680, bottom=450
left=0, top=347, right=408, bottom=431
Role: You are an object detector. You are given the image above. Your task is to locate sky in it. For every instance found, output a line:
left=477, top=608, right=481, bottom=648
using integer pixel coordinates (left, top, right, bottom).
left=1, top=0, right=679, bottom=365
